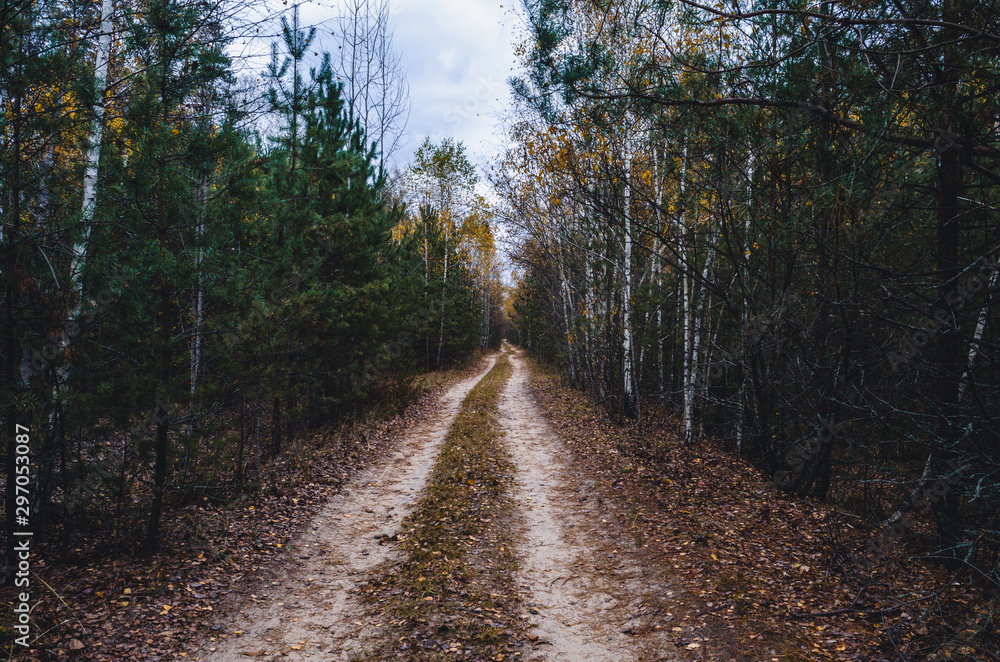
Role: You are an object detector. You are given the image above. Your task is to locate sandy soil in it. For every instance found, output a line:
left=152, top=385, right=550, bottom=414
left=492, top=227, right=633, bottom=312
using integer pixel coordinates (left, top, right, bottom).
left=196, top=355, right=496, bottom=661
left=197, top=349, right=678, bottom=661
left=500, top=350, right=677, bottom=661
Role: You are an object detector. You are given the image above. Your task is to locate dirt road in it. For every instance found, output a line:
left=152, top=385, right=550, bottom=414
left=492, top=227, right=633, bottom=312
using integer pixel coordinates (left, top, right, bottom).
left=198, top=356, right=496, bottom=661
left=198, top=350, right=675, bottom=660
left=501, top=350, right=675, bottom=661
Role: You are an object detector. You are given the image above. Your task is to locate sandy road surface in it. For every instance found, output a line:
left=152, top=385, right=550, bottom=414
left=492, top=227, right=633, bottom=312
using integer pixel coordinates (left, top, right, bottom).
left=198, top=349, right=676, bottom=661
left=501, top=350, right=676, bottom=661
left=198, top=356, right=496, bottom=661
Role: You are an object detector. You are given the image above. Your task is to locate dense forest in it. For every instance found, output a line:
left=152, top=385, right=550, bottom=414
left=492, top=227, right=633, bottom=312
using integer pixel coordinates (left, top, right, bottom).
left=499, top=0, right=999, bottom=595
left=4, top=0, right=1000, bottom=659
left=1, top=0, right=505, bottom=565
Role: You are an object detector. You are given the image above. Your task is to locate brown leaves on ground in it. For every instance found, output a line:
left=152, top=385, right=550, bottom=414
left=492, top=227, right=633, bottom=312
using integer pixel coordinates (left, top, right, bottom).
left=527, top=365, right=998, bottom=662
left=359, top=352, right=531, bottom=661
left=0, top=374, right=458, bottom=662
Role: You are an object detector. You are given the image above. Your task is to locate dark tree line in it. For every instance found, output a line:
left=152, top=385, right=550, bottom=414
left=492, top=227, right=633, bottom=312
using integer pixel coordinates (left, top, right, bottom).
left=1, top=0, right=504, bottom=566
left=499, top=0, right=1000, bottom=612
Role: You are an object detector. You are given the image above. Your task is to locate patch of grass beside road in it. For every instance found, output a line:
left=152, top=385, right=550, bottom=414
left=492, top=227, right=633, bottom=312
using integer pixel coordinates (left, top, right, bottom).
left=362, top=351, right=525, bottom=661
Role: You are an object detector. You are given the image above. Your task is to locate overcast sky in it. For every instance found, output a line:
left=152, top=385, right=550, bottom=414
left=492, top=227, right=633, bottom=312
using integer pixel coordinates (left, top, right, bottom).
left=389, top=0, right=521, bottom=173
left=286, top=0, right=522, bottom=176
left=242, top=0, right=521, bottom=180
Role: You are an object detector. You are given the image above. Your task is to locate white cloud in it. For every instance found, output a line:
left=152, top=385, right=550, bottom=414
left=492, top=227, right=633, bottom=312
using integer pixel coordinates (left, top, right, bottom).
left=390, top=0, right=520, bottom=174
left=239, top=0, right=522, bottom=178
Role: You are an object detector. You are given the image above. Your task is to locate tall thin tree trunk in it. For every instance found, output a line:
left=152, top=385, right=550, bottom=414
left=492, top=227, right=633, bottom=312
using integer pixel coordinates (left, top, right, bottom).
left=584, top=233, right=595, bottom=391
left=957, top=266, right=997, bottom=403
left=929, top=6, right=965, bottom=543
left=255, top=399, right=262, bottom=477
left=51, top=0, right=114, bottom=448
left=556, top=231, right=577, bottom=383
left=692, top=229, right=716, bottom=440
left=437, top=221, right=449, bottom=368
left=237, top=395, right=246, bottom=487
left=678, top=143, right=694, bottom=445
left=144, top=412, right=169, bottom=552
left=737, top=151, right=754, bottom=451
left=423, top=211, right=429, bottom=368
left=72, top=0, right=113, bottom=307
left=653, top=143, right=664, bottom=404
left=144, top=79, right=174, bottom=552
left=621, top=121, right=636, bottom=421
left=272, top=396, right=282, bottom=455
left=682, top=264, right=693, bottom=444
left=190, top=173, right=206, bottom=401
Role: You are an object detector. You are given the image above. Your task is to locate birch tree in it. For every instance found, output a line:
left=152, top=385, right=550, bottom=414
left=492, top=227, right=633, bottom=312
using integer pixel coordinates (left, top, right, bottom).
left=332, top=0, right=409, bottom=162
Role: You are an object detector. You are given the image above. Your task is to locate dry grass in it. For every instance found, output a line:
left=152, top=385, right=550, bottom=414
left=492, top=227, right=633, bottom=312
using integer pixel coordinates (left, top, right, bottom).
left=360, top=351, right=528, bottom=661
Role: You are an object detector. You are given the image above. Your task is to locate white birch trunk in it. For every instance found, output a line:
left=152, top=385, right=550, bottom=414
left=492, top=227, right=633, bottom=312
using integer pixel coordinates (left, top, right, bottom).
left=75, top=0, right=114, bottom=288
left=190, top=174, right=206, bottom=398
left=958, top=266, right=998, bottom=403
left=623, top=214, right=635, bottom=415
left=584, top=231, right=595, bottom=390
left=55, top=0, right=113, bottom=397
left=679, top=144, right=694, bottom=444
left=682, top=264, right=693, bottom=444
left=437, top=218, right=449, bottom=367
left=555, top=230, right=577, bottom=382
left=692, top=252, right=715, bottom=441
left=603, top=243, right=615, bottom=403
left=737, top=151, right=754, bottom=450
left=621, top=125, right=636, bottom=419
left=653, top=143, right=665, bottom=403
left=481, top=286, right=489, bottom=348
left=881, top=259, right=992, bottom=527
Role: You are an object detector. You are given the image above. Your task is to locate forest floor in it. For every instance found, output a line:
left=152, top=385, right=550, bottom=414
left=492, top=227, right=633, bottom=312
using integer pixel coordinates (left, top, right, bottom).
left=7, top=346, right=996, bottom=661
left=188, top=346, right=686, bottom=662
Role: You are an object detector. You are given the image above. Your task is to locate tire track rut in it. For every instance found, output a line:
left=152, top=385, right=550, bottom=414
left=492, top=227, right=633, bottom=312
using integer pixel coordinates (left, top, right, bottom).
left=199, top=356, right=496, bottom=661
left=501, top=350, right=677, bottom=661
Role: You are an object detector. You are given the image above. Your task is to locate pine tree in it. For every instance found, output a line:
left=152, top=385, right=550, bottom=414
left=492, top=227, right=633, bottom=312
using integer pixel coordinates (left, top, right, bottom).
left=93, top=0, right=234, bottom=552
left=2, top=0, right=86, bottom=578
